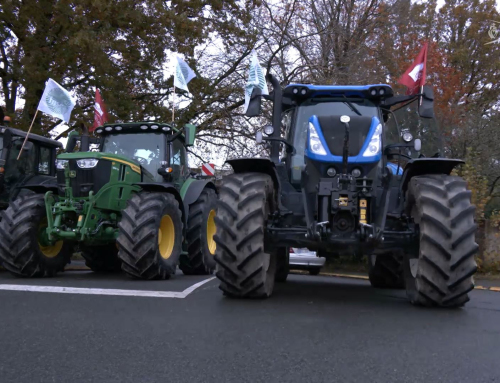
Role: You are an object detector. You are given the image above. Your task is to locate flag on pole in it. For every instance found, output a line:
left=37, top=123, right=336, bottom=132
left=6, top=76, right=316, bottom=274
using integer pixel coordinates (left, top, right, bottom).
left=37, top=78, right=76, bottom=123
left=174, top=57, right=196, bottom=92
left=397, top=42, right=428, bottom=95
left=244, top=50, right=269, bottom=114
left=92, top=89, right=108, bottom=132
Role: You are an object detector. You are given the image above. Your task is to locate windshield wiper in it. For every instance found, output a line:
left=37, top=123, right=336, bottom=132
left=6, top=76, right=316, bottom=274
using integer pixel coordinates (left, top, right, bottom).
left=342, top=95, right=362, bottom=116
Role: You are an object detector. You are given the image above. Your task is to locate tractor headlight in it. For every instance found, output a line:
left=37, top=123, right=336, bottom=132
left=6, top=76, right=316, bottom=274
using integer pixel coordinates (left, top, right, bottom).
left=362, top=124, right=382, bottom=157
left=308, top=122, right=327, bottom=156
left=402, top=132, right=413, bottom=142
left=56, top=159, right=69, bottom=170
left=264, top=125, right=274, bottom=136
left=76, top=159, right=99, bottom=169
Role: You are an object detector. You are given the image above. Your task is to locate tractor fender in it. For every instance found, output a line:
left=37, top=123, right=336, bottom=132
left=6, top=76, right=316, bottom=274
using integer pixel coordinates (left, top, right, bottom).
left=400, top=158, right=464, bottom=193
left=227, top=158, right=280, bottom=191
left=18, top=176, right=58, bottom=194
left=181, top=179, right=217, bottom=220
left=133, top=182, right=186, bottom=225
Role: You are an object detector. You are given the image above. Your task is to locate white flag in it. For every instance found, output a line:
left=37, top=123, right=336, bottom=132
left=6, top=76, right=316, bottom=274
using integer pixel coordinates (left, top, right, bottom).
left=174, top=57, right=196, bottom=92
left=37, top=78, right=76, bottom=123
left=244, top=50, right=269, bottom=114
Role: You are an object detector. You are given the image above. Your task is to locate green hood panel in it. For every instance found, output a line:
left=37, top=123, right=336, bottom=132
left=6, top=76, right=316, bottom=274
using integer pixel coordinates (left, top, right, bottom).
left=57, top=151, right=140, bottom=167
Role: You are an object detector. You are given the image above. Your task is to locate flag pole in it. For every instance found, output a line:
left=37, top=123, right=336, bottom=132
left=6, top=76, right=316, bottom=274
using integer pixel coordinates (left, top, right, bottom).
left=172, top=85, right=176, bottom=123
left=17, top=109, right=39, bottom=160
left=419, top=85, right=423, bottom=106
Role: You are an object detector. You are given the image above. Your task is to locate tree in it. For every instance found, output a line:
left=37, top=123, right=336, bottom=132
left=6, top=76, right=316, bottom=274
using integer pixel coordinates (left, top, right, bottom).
left=0, top=0, right=259, bottom=137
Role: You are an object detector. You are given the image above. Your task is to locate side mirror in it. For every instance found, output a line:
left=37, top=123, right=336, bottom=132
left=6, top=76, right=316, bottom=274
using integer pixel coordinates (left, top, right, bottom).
left=418, top=85, right=434, bottom=119
left=414, top=138, right=422, bottom=151
left=23, top=141, right=34, bottom=151
left=184, top=124, right=196, bottom=147
left=255, top=131, right=263, bottom=143
left=245, top=87, right=262, bottom=117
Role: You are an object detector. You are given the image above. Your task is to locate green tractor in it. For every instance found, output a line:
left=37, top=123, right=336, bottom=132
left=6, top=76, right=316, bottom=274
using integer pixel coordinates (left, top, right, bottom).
left=214, top=74, right=477, bottom=307
left=0, top=121, right=218, bottom=279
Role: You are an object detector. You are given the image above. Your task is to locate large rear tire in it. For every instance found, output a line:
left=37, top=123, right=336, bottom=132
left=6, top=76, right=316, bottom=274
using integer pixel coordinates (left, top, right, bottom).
left=368, top=252, right=404, bottom=289
left=81, top=244, right=121, bottom=273
left=0, top=195, right=73, bottom=277
left=180, top=188, right=217, bottom=275
left=117, top=192, right=183, bottom=280
left=214, top=173, right=276, bottom=298
left=404, top=174, right=478, bottom=307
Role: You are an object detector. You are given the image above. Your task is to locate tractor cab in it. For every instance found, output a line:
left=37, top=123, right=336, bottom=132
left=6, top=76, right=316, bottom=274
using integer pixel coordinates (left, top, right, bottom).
left=0, top=125, right=62, bottom=208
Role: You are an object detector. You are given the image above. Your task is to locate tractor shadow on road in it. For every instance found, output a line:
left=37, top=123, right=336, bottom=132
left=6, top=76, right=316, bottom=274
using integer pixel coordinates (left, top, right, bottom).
left=216, top=274, right=472, bottom=318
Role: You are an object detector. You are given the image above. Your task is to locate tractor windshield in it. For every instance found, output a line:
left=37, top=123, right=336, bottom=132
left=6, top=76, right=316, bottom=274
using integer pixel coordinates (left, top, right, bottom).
left=101, top=132, right=165, bottom=179
left=287, top=98, right=379, bottom=185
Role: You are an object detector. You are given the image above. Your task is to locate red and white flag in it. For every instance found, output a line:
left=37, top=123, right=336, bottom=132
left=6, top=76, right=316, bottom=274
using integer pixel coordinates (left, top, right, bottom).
left=398, top=42, right=428, bottom=95
left=91, top=89, right=108, bottom=132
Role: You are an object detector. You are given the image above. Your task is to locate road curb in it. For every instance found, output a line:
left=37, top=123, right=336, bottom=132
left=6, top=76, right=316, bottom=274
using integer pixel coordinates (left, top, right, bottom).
left=289, top=270, right=500, bottom=292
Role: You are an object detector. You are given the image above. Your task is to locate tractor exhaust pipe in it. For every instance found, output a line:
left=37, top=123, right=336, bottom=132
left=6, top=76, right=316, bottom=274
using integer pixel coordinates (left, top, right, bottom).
left=80, top=123, right=90, bottom=152
left=340, top=115, right=350, bottom=175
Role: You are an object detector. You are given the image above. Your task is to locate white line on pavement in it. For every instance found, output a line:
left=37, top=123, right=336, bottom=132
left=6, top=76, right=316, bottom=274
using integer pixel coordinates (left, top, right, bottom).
left=0, top=277, right=216, bottom=299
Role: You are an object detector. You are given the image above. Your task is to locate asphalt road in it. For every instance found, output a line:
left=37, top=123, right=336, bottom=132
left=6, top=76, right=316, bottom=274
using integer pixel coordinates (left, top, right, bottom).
left=1, top=270, right=499, bottom=383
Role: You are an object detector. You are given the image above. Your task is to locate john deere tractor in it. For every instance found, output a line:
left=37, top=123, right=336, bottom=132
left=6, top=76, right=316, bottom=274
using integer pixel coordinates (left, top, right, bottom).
left=0, top=121, right=217, bottom=279
left=214, top=74, right=478, bottom=307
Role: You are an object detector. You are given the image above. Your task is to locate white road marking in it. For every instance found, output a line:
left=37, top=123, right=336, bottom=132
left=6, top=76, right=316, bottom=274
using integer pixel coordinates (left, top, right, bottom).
left=0, top=277, right=216, bottom=299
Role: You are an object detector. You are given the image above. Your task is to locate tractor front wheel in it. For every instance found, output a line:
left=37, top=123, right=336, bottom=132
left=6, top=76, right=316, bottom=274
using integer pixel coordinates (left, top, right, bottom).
left=404, top=174, right=478, bottom=307
left=180, top=188, right=218, bottom=275
left=117, top=192, right=183, bottom=280
left=214, top=173, right=276, bottom=298
left=0, top=194, right=73, bottom=277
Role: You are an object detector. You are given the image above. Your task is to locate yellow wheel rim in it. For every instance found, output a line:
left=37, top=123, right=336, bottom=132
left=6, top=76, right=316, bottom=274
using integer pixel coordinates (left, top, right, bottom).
left=207, top=209, right=217, bottom=255
left=38, top=219, right=63, bottom=259
left=158, top=215, right=175, bottom=259
left=39, top=241, right=63, bottom=258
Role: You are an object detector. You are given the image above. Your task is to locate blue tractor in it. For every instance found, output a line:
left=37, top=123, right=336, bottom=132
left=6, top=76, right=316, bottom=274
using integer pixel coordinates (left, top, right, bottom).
left=214, top=74, right=478, bottom=307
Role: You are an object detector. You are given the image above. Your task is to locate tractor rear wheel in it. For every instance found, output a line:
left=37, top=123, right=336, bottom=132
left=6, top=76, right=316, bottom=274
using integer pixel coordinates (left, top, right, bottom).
left=180, top=188, right=218, bottom=275
left=81, top=244, right=121, bottom=273
left=214, top=172, right=276, bottom=298
left=404, top=174, right=478, bottom=307
left=368, top=252, right=404, bottom=289
left=0, top=194, right=73, bottom=277
left=117, top=192, right=183, bottom=280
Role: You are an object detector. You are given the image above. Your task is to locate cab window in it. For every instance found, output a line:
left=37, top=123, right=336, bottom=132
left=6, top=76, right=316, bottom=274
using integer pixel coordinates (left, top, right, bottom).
left=170, top=138, right=187, bottom=180
left=38, top=146, right=51, bottom=175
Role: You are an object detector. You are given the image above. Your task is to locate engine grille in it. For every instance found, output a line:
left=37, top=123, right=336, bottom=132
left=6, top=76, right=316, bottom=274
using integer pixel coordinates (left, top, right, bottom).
left=57, top=159, right=112, bottom=197
left=317, top=115, right=373, bottom=157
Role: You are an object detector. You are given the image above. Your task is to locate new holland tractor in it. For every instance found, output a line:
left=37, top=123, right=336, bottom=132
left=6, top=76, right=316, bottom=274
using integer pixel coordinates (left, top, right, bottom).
left=0, top=121, right=217, bottom=279
left=214, top=74, right=478, bottom=307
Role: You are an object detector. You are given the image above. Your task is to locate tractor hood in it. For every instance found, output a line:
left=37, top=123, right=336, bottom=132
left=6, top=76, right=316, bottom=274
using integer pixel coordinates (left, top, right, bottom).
left=57, top=152, right=142, bottom=175
left=55, top=152, right=148, bottom=198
